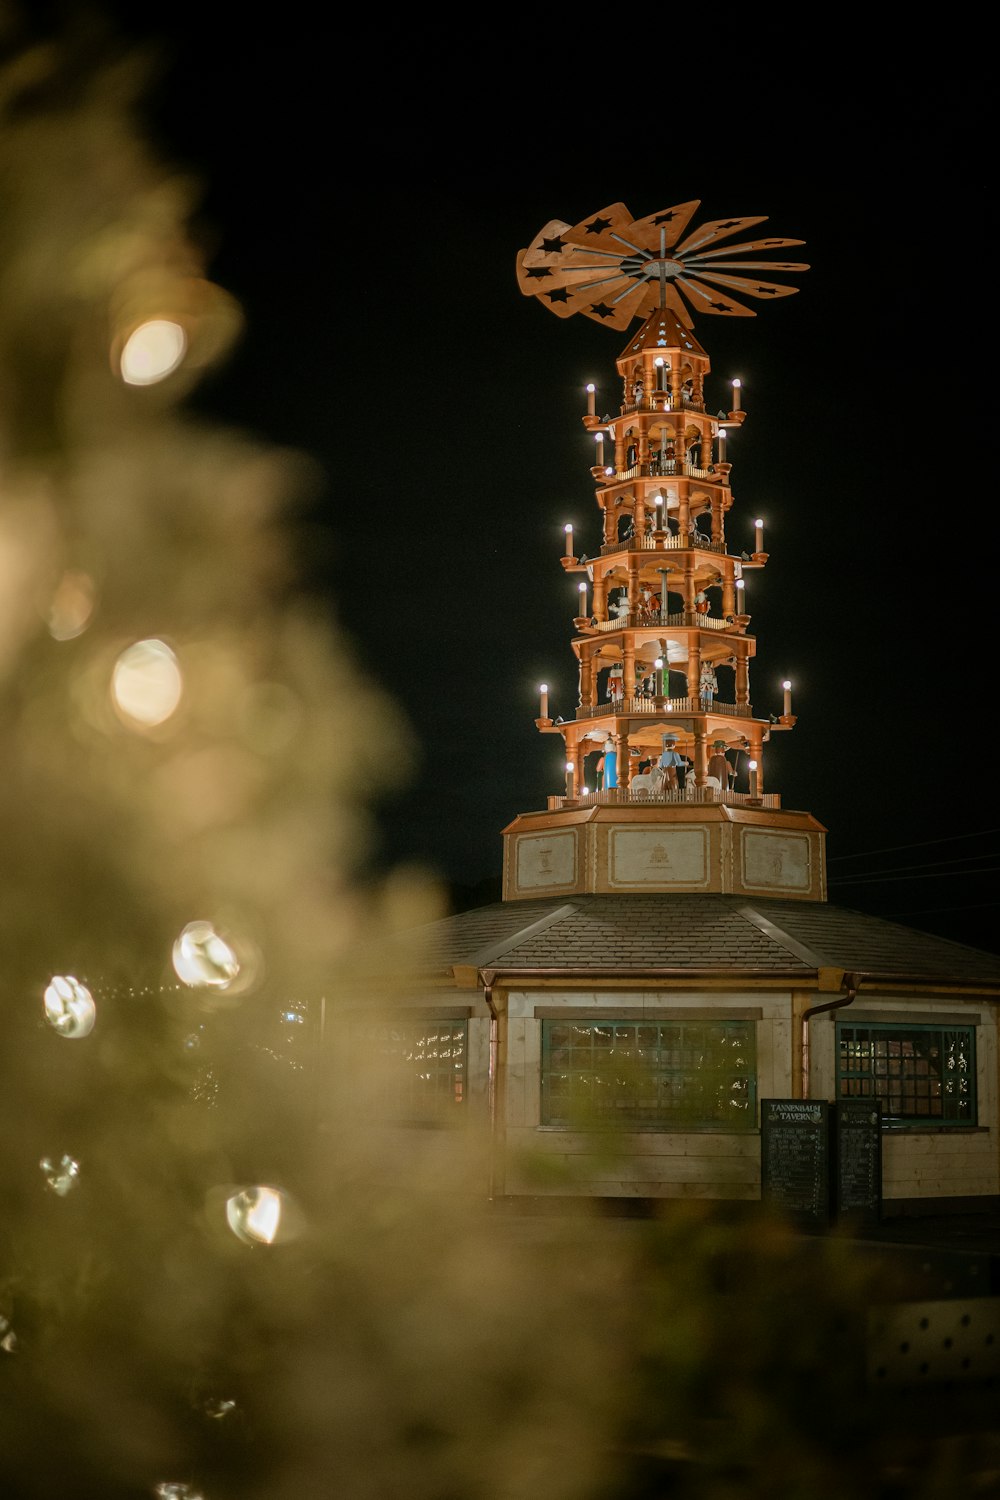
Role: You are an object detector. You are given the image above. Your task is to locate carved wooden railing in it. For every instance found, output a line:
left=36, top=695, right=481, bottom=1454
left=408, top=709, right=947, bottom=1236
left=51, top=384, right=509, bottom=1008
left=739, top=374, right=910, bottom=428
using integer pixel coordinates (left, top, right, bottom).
left=566, top=787, right=779, bottom=809
left=574, top=697, right=752, bottom=720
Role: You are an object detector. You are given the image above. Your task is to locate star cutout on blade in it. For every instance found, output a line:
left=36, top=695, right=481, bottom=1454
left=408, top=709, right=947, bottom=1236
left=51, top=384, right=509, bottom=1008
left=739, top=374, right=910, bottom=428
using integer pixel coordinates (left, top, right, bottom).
left=516, top=200, right=808, bottom=330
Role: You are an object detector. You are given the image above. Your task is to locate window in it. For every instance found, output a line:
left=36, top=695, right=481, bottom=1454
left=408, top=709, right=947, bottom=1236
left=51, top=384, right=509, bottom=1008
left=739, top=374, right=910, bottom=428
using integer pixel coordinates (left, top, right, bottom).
left=348, top=1016, right=467, bottom=1121
left=836, top=1022, right=976, bottom=1127
left=541, top=1019, right=756, bottom=1131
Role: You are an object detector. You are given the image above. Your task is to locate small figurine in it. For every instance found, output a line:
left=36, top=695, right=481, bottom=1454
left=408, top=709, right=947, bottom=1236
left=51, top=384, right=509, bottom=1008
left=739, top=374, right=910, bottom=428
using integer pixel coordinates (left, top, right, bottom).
left=658, top=733, right=685, bottom=790
left=708, top=738, right=731, bottom=794
left=598, top=735, right=617, bottom=789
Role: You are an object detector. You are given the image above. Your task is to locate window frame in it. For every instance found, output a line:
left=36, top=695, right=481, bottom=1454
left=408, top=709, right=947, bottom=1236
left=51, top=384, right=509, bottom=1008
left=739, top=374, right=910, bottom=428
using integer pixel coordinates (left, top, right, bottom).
left=539, top=1016, right=757, bottom=1133
left=346, top=1012, right=469, bottom=1122
left=835, top=1020, right=977, bottom=1129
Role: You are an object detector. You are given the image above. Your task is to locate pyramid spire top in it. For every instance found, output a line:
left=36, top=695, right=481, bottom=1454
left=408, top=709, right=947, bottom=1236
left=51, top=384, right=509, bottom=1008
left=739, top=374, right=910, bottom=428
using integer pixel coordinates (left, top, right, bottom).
left=517, top=200, right=808, bottom=331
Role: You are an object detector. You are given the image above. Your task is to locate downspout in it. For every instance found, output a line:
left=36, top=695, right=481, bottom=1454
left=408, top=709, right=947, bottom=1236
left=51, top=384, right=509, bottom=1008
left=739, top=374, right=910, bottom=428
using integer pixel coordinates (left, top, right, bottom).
left=479, top=968, right=499, bottom=1203
left=801, top=970, right=862, bottom=1099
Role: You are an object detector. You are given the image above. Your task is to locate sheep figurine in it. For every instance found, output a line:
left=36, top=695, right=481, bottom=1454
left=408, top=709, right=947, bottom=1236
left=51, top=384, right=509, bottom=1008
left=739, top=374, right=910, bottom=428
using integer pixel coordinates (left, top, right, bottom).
left=630, top=764, right=665, bottom=799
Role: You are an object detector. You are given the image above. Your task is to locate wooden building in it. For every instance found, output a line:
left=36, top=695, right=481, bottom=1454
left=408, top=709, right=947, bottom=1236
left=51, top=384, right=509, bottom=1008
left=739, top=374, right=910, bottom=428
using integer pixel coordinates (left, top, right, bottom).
left=337, top=201, right=1000, bottom=1217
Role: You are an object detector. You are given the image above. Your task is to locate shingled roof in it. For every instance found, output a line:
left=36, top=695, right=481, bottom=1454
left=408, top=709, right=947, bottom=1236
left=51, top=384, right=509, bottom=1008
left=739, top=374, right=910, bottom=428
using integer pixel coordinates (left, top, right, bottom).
left=400, top=896, right=1000, bottom=989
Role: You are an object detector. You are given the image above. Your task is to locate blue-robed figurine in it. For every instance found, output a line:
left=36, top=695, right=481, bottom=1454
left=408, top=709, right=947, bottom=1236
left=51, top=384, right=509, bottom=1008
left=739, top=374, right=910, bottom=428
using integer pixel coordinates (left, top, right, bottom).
left=599, top=735, right=617, bottom=789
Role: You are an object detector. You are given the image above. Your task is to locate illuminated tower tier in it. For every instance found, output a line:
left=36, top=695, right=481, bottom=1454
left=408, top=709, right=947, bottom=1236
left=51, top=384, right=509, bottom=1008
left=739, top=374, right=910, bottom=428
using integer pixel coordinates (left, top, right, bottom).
left=502, top=199, right=827, bottom=902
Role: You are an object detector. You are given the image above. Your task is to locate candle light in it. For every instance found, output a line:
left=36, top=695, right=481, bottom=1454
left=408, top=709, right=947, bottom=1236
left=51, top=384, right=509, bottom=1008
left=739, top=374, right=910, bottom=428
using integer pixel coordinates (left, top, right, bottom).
left=594, top=431, right=604, bottom=464
left=732, top=378, right=742, bottom=412
left=654, top=494, right=664, bottom=530
left=578, top=580, right=588, bottom=613
left=565, top=760, right=575, bottom=799
left=564, top=522, right=574, bottom=558
left=586, top=383, right=596, bottom=416
left=717, top=428, right=727, bottom=463
left=754, top=517, right=764, bottom=552
left=782, top=679, right=792, bottom=717
left=539, top=682, right=549, bottom=718
left=749, top=757, right=759, bottom=798
left=654, top=356, right=664, bottom=390
left=735, top=577, right=745, bottom=613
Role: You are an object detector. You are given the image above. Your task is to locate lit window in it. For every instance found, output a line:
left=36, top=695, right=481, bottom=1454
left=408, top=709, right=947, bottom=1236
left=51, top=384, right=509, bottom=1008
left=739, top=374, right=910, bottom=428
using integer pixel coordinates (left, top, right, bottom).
left=836, top=1023, right=976, bottom=1127
left=350, top=1017, right=467, bottom=1121
left=541, top=1019, right=755, bottom=1131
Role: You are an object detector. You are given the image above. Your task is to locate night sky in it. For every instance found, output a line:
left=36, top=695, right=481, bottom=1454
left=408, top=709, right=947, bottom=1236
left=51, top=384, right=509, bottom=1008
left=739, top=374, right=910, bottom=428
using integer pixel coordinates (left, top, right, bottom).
left=14, top=8, right=997, bottom=949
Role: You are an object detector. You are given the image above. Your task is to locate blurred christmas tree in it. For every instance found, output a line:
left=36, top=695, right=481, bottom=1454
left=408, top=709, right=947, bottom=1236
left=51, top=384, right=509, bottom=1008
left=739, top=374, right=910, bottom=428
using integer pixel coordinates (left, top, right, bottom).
left=1, top=16, right=998, bottom=1500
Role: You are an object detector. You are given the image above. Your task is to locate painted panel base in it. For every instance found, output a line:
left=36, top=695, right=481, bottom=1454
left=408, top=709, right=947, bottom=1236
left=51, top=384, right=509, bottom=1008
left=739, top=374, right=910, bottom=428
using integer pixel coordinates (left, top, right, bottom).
left=610, top=826, right=709, bottom=887
left=513, top=828, right=579, bottom=893
left=740, top=828, right=812, bottom=892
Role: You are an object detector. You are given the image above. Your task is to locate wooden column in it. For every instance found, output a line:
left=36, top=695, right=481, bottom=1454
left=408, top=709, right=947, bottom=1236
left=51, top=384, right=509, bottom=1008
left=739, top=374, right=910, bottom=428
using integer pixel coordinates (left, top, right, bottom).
left=623, top=640, right=635, bottom=700
left=682, top=553, right=695, bottom=615
left=736, top=650, right=749, bottom=708
left=687, top=645, right=701, bottom=709
left=593, top=575, right=608, bottom=621
left=722, top=560, right=735, bottom=617
left=617, top=728, right=631, bottom=788
left=627, top=558, right=640, bottom=612
left=582, top=648, right=596, bottom=708
left=693, top=727, right=708, bottom=789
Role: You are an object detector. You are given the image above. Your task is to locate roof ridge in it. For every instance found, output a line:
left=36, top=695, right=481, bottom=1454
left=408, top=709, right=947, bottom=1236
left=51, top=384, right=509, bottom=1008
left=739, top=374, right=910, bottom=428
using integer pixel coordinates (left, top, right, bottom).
left=738, top=904, right=829, bottom=967
left=463, top=903, right=579, bottom=968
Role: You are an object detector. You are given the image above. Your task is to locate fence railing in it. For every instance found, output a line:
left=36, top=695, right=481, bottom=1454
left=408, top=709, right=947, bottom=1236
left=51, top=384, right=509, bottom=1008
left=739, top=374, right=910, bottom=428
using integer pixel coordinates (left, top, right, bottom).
left=587, top=610, right=737, bottom=633
left=574, top=696, right=753, bottom=720
left=598, top=533, right=726, bottom=557
left=611, top=459, right=724, bottom=484
left=564, top=787, right=779, bottom=809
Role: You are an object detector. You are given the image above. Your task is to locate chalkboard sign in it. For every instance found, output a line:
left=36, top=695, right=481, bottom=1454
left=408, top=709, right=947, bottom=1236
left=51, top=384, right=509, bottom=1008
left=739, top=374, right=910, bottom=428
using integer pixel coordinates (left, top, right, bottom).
left=834, top=1099, right=882, bottom=1222
left=760, top=1099, right=831, bottom=1224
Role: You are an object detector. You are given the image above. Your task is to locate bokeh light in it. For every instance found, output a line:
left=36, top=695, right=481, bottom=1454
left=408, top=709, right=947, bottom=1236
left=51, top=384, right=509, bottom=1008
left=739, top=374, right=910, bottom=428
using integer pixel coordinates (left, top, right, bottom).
left=111, top=638, right=183, bottom=727
left=225, top=1185, right=286, bottom=1245
left=39, top=1154, right=80, bottom=1196
left=43, top=975, right=96, bottom=1038
left=119, top=319, right=186, bottom=385
left=172, top=920, right=240, bottom=989
left=47, top=569, right=96, bottom=640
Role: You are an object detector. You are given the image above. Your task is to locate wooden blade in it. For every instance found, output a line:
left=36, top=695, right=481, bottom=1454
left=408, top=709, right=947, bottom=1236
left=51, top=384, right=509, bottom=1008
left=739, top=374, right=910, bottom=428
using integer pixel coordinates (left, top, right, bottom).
left=674, top=276, right=758, bottom=316
left=674, top=215, right=770, bottom=256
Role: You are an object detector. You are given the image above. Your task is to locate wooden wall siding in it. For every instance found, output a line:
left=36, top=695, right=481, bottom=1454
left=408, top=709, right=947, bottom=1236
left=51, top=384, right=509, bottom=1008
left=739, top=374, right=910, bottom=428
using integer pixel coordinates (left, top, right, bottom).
left=505, top=1127, right=760, bottom=1198
left=468, top=1018, right=492, bottom=1104
left=881, top=1130, right=1000, bottom=1200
